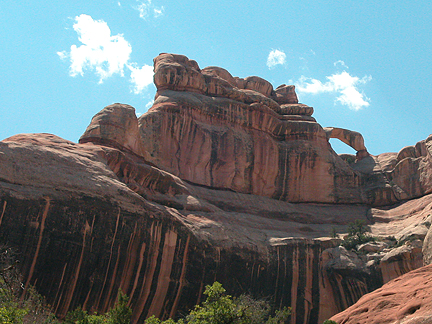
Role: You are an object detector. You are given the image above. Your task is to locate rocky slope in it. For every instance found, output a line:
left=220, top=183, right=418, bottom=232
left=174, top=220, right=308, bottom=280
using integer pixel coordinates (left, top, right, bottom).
left=330, top=264, right=432, bottom=324
left=1, top=54, right=432, bottom=323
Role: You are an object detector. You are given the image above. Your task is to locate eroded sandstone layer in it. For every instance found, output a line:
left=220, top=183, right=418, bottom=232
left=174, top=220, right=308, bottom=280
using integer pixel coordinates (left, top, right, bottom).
left=330, top=264, right=432, bottom=324
left=2, top=54, right=432, bottom=324
left=135, top=54, right=364, bottom=204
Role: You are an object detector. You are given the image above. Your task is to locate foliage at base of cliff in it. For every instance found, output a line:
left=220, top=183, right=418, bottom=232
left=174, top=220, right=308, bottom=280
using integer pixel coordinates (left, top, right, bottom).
left=145, top=282, right=291, bottom=324
left=64, top=291, right=131, bottom=324
left=0, top=245, right=60, bottom=324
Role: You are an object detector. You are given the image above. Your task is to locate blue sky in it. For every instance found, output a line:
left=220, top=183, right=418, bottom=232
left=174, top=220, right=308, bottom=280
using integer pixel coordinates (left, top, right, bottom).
left=1, top=1, right=431, bottom=155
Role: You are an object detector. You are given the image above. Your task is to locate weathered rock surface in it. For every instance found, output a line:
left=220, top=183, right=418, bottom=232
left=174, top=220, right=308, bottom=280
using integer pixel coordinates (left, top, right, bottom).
left=140, top=54, right=432, bottom=206
left=1, top=53, right=432, bottom=324
left=330, top=264, right=432, bottom=324
left=1, top=131, right=431, bottom=324
left=143, top=53, right=369, bottom=204
left=324, top=127, right=367, bottom=152
left=80, top=103, right=150, bottom=160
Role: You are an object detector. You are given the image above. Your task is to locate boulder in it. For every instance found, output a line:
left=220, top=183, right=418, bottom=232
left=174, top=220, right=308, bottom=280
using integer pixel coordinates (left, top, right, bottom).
left=357, top=241, right=387, bottom=254
left=79, top=103, right=149, bottom=159
left=272, top=84, right=299, bottom=104
left=280, top=103, right=314, bottom=116
left=422, top=225, right=432, bottom=265
left=379, top=240, right=424, bottom=284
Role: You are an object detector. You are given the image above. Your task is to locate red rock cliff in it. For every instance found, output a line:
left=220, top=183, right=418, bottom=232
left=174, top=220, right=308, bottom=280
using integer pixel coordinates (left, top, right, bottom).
left=2, top=54, right=432, bottom=324
left=135, top=54, right=364, bottom=204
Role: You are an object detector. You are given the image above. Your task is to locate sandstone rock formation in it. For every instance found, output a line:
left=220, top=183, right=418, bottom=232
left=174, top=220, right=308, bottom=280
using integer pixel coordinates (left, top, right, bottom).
left=1, top=54, right=432, bottom=324
left=140, top=53, right=364, bottom=204
left=139, top=53, right=432, bottom=206
left=330, top=264, right=432, bottom=324
left=324, top=127, right=369, bottom=160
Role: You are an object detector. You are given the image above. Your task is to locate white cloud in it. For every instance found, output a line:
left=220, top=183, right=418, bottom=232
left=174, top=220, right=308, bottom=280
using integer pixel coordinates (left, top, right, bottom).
left=136, top=0, right=151, bottom=19
left=136, top=100, right=154, bottom=117
left=135, top=0, right=164, bottom=19
left=334, top=60, right=349, bottom=69
left=267, top=49, right=286, bottom=69
left=153, top=6, right=165, bottom=18
left=57, top=51, right=68, bottom=60
left=58, top=14, right=132, bottom=83
left=296, top=71, right=372, bottom=111
left=145, top=100, right=154, bottom=109
left=128, top=63, right=154, bottom=94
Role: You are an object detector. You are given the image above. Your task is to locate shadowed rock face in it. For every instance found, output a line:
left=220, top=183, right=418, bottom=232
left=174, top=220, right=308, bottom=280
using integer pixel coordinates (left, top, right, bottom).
left=2, top=54, right=432, bottom=324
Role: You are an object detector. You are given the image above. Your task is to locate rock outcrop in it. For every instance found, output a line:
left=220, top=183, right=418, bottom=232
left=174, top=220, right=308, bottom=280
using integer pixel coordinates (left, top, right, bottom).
left=139, top=53, right=364, bottom=204
left=2, top=53, right=432, bottom=324
left=330, top=264, right=432, bottom=324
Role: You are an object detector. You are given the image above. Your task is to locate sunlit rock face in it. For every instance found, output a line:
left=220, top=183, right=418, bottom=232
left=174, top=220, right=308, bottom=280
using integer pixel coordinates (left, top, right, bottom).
left=330, top=264, right=432, bottom=324
left=140, top=53, right=365, bottom=204
left=2, top=54, right=432, bottom=324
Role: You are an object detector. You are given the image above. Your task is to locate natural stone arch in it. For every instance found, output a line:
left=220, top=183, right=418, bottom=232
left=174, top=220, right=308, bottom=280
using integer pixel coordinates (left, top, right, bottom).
left=324, top=127, right=369, bottom=160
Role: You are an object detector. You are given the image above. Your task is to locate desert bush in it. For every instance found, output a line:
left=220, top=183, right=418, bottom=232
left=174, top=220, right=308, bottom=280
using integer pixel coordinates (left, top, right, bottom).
left=341, top=219, right=376, bottom=250
left=145, top=281, right=291, bottom=324
left=65, top=290, right=132, bottom=324
left=0, top=245, right=60, bottom=324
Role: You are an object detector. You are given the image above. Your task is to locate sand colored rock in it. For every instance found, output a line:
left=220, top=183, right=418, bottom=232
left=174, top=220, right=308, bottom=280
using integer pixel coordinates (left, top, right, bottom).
left=75, top=54, right=432, bottom=207
left=273, top=84, right=299, bottom=104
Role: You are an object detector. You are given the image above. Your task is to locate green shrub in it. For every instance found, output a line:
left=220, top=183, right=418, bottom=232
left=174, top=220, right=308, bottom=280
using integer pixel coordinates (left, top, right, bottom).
left=65, top=290, right=132, bottom=324
left=0, top=245, right=54, bottom=323
left=341, top=219, right=376, bottom=250
left=145, top=281, right=291, bottom=324
left=107, top=291, right=132, bottom=324
left=0, top=304, right=28, bottom=324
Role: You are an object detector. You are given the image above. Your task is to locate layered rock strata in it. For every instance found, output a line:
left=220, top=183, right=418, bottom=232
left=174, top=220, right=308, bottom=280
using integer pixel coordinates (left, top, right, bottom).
left=0, top=132, right=429, bottom=324
left=1, top=54, right=432, bottom=324
left=137, top=54, right=365, bottom=204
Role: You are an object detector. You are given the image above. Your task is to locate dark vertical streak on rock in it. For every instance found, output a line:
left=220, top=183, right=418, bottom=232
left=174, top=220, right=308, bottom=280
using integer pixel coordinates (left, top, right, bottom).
left=147, top=230, right=177, bottom=318
left=210, top=133, right=219, bottom=186
left=169, top=235, right=190, bottom=318
left=295, top=243, right=306, bottom=324
left=62, top=224, right=87, bottom=315
left=140, top=224, right=168, bottom=319
left=309, top=243, right=321, bottom=323
left=95, top=209, right=121, bottom=310
left=119, top=223, right=139, bottom=293
left=54, top=263, right=68, bottom=314
left=24, top=197, right=50, bottom=295
left=0, top=200, right=6, bottom=226
left=275, top=244, right=293, bottom=310
left=327, top=271, right=345, bottom=312
left=104, top=244, right=122, bottom=311
left=133, top=222, right=161, bottom=321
